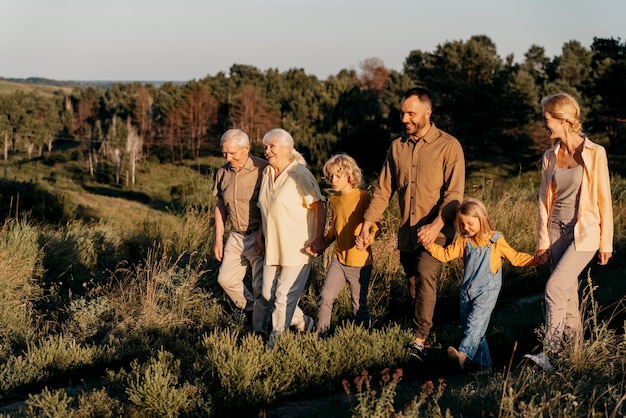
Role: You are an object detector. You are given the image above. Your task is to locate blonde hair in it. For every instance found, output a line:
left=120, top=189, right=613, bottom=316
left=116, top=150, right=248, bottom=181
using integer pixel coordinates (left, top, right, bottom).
left=456, top=198, right=494, bottom=238
left=323, top=153, right=362, bottom=187
left=262, top=128, right=307, bottom=166
left=541, top=93, right=583, bottom=134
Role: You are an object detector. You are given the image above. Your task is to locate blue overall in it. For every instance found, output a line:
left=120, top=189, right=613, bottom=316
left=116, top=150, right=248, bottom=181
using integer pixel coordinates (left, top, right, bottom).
left=458, top=232, right=502, bottom=368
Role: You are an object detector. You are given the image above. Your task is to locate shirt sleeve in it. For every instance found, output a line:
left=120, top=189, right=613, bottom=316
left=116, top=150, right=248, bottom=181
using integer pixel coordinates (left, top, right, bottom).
left=425, top=237, right=465, bottom=262
left=494, top=236, right=535, bottom=267
left=363, top=146, right=395, bottom=223
left=537, top=151, right=552, bottom=251
left=595, top=146, right=614, bottom=253
left=439, top=139, right=465, bottom=223
left=295, top=166, right=324, bottom=207
left=212, top=168, right=223, bottom=198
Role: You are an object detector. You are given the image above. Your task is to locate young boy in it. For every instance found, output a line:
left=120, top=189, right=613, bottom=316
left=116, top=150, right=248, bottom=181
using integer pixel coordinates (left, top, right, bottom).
left=316, top=154, right=379, bottom=338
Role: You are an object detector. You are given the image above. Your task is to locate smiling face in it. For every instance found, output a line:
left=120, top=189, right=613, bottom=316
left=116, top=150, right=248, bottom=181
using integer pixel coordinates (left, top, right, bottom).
left=263, top=140, right=291, bottom=169
left=542, top=111, right=566, bottom=141
left=400, top=95, right=432, bottom=139
left=222, top=141, right=250, bottom=171
left=458, top=213, right=481, bottom=238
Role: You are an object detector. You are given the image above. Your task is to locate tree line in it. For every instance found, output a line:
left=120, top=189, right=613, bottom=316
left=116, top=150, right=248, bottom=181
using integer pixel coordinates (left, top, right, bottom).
left=1, top=35, right=625, bottom=184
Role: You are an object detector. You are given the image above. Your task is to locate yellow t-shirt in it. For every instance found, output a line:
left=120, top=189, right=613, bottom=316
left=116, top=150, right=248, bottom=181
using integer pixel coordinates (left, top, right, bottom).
left=325, top=189, right=379, bottom=267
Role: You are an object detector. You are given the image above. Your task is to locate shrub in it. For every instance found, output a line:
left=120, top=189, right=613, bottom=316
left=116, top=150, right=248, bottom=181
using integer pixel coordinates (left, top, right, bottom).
left=118, top=349, right=201, bottom=417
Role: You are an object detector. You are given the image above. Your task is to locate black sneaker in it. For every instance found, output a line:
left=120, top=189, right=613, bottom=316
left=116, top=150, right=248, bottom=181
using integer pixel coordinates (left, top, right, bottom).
left=409, top=342, right=427, bottom=361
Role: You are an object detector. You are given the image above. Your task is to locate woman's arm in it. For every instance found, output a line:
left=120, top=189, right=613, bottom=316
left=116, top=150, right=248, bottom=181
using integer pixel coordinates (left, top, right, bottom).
left=306, top=200, right=327, bottom=256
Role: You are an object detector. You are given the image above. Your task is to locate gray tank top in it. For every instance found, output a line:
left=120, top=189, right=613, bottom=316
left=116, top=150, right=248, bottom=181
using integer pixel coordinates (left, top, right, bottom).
left=552, top=164, right=583, bottom=222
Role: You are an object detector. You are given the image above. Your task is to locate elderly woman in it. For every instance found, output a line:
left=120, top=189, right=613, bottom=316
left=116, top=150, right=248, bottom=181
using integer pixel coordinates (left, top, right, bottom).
left=255, top=128, right=326, bottom=348
left=525, top=93, right=613, bottom=372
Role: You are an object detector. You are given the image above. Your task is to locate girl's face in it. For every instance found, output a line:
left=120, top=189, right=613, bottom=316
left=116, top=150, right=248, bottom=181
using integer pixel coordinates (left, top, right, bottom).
left=327, top=170, right=352, bottom=194
left=458, top=214, right=481, bottom=238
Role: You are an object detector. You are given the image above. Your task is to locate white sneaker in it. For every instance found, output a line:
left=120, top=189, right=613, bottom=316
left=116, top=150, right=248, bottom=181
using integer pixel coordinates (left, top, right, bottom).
left=523, top=352, right=554, bottom=373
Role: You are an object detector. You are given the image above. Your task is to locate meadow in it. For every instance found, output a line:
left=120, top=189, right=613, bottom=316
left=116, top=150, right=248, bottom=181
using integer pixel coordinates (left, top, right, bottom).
left=0, top=145, right=625, bottom=417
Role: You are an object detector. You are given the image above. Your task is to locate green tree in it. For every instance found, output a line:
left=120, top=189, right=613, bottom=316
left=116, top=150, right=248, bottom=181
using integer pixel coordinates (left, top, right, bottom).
left=587, top=37, right=626, bottom=152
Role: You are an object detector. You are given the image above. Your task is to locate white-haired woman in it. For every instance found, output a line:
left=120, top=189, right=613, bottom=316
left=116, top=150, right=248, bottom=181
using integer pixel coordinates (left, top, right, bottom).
left=255, top=128, right=326, bottom=348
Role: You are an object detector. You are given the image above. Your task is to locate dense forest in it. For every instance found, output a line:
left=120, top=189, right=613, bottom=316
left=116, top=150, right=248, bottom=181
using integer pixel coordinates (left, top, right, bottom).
left=1, top=35, right=625, bottom=184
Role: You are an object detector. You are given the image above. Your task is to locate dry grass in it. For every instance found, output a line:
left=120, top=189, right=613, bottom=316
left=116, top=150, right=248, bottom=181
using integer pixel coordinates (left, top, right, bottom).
left=0, top=80, right=71, bottom=97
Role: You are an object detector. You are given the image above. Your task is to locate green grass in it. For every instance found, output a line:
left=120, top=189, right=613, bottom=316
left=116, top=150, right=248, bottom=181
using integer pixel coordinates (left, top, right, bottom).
left=0, top=149, right=624, bottom=417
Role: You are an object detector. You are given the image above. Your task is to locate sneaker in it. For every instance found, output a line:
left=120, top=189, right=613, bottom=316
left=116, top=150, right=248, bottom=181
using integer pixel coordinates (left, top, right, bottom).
left=409, top=342, right=427, bottom=361
left=298, top=315, right=315, bottom=333
left=523, top=352, right=554, bottom=373
left=447, top=346, right=464, bottom=370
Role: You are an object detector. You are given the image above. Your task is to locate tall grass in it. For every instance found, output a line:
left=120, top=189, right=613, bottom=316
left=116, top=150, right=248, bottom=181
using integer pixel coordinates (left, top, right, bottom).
left=0, top=172, right=624, bottom=417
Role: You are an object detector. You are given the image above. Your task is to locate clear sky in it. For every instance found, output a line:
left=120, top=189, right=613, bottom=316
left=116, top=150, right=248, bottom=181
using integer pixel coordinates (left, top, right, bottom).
left=1, top=0, right=624, bottom=82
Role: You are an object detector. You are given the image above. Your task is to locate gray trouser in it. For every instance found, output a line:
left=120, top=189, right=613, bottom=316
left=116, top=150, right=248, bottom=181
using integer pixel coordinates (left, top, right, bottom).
left=316, top=258, right=372, bottom=334
left=545, top=219, right=596, bottom=351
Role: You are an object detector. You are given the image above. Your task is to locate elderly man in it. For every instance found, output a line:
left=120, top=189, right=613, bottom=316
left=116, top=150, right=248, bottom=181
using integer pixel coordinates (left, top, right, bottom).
left=357, top=87, right=465, bottom=361
left=213, top=129, right=268, bottom=331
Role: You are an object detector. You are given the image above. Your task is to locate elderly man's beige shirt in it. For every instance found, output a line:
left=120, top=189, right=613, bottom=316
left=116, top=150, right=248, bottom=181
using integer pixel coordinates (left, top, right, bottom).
left=212, top=156, right=267, bottom=234
left=364, top=123, right=465, bottom=252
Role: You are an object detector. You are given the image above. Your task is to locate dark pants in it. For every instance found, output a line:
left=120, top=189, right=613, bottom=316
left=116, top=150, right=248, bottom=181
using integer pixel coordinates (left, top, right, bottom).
left=399, top=236, right=446, bottom=339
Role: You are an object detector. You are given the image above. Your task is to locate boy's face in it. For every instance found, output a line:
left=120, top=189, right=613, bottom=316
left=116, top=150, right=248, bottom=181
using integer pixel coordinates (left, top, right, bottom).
left=327, top=170, right=352, bottom=194
left=458, top=214, right=480, bottom=238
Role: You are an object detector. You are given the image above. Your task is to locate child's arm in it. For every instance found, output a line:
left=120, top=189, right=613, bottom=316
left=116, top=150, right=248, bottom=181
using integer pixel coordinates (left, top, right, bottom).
left=424, top=238, right=464, bottom=263
left=495, top=236, right=535, bottom=266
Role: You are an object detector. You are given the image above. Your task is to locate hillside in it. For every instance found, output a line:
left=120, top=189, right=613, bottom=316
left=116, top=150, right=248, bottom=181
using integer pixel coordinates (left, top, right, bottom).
left=0, top=78, right=73, bottom=96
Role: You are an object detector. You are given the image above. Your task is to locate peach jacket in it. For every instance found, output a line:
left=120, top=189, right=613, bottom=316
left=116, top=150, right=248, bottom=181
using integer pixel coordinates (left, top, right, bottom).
left=537, top=137, right=613, bottom=253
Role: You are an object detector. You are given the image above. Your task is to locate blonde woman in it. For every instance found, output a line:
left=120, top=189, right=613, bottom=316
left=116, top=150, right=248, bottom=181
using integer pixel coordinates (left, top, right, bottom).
left=525, top=93, right=613, bottom=372
left=255, top=129, right=326, bottom=348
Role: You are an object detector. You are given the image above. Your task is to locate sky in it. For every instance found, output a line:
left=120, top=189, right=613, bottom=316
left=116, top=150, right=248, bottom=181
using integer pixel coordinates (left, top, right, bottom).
left=1, top=0, right=624, bottom=82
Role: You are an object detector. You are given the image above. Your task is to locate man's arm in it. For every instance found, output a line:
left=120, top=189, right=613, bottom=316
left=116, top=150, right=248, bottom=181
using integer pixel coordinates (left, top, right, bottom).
left=306, top=199, right=327, bottom=256
left=358, top=147, right=395, bottom=248
left=214, top=198, right=227, bottom=262
left=418, top=139, right=465, bottom=246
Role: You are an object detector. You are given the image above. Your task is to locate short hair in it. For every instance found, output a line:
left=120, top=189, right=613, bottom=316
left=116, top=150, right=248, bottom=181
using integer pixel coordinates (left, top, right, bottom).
left=402, top=86, right=433, bottom=109
left=541, top=93, right=583, bottom=133
left=262, top=128, right=307, bottom=166
left=456, top=198, right=494, bottom=238
left=323, top=153, right=362, bottom=187
left=220, top=129, right=250, bottom=148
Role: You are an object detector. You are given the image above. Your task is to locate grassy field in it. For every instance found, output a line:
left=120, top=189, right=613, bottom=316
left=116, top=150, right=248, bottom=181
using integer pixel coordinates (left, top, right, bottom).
left=0, top=144, right=624, bottom=417
left=0, top=80, right=72, bottom=97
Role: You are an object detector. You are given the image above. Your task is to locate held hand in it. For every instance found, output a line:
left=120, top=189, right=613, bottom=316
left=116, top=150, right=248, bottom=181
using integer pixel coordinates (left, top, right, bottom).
left=417, top=224, right=439, bottom=247
left=598, top=251, right=612, bottom=266
left=214, top=241, right=223, bottom=262
left=306, top=237, right=325, bottom=257
left=534, top=249, right=550, bottom=266
left=356, top=221, right=373, bottom=250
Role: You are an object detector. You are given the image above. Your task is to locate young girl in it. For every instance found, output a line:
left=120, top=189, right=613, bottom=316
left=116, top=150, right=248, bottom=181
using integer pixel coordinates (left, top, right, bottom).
left=418, top=198, right=536, bottom=373
left=315, top=154, right=379, bottom=338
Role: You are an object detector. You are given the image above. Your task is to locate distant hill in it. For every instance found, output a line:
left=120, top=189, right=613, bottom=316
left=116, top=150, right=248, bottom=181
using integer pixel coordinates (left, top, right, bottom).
left=0, top=78, right=73, bottom=96
left=0, top=77, right=187, bottom=92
